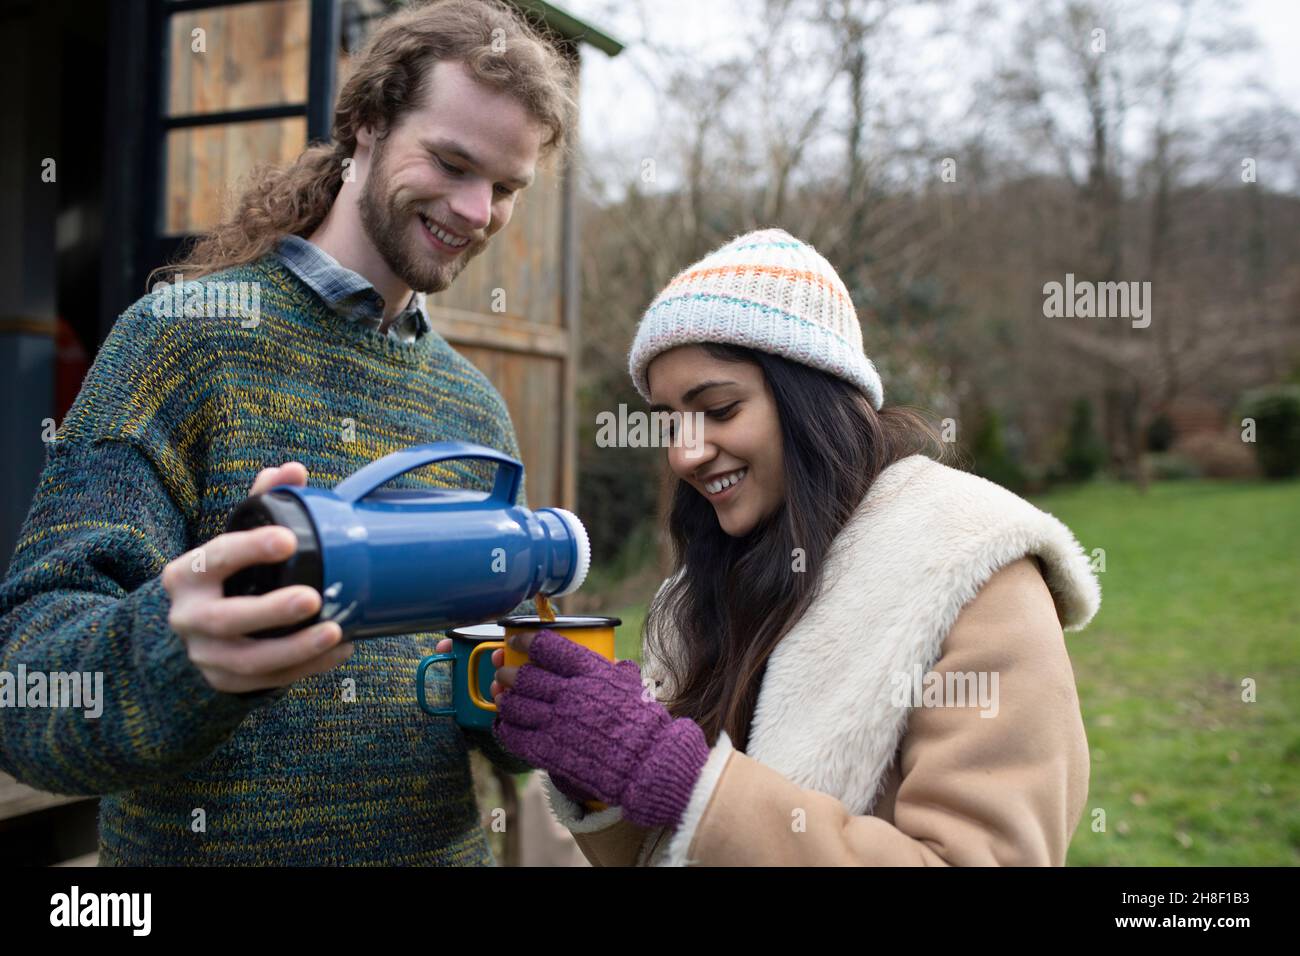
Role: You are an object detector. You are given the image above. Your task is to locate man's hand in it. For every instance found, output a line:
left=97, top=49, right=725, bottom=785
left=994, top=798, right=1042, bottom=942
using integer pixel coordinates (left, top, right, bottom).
left=163, top=462, right=353, bottom=694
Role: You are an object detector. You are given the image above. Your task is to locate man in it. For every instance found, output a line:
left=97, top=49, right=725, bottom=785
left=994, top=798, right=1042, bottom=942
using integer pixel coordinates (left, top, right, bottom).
left=0, top=0, right=576, bottom=864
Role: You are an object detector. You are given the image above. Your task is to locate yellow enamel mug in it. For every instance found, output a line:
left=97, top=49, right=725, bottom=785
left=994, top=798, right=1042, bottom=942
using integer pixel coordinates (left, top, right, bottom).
left=467, top=614, right=621, bottom=711
left=477, top=614, right=622, bottom=812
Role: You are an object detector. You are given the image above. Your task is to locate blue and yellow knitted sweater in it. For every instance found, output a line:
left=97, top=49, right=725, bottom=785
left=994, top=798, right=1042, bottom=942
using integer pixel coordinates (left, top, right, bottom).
left=0, top=254, right=538, bottom=865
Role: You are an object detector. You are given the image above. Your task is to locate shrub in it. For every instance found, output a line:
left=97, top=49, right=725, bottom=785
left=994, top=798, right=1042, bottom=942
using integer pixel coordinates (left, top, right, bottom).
left=1238, top=385, right=1300, bottom=479
left=969, top=409, right=1027, bottom=492
left=1146, top=413, right=1176, bottom=453
left=1173, top=431, right=1259, bottom=479
left=1061, top=398, right=1107, bottom=482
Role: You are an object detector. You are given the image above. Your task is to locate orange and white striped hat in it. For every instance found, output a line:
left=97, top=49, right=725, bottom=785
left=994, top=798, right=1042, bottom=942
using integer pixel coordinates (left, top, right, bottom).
left=627, top=228, right=883, bottom=409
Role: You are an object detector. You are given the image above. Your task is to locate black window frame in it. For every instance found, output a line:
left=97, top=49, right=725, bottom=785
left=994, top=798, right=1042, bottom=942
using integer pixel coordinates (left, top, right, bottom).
left=136, top=0, right=339, bottom=294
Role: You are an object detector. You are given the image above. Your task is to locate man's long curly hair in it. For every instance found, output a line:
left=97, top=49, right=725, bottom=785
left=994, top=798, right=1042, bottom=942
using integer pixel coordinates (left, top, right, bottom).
left=151, top=0, right=577, bottom=286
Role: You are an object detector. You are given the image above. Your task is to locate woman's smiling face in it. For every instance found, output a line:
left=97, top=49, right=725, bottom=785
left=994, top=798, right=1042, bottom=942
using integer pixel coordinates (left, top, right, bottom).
left=647, top=345, right=785, bottom=537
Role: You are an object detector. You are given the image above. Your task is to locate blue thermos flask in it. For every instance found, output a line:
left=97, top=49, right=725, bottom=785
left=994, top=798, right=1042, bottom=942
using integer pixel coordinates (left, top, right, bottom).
left=221, top=441, right=590, bottom=639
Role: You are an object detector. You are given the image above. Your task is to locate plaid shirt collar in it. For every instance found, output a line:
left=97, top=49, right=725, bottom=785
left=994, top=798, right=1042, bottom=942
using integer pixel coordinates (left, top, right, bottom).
left=274, top=234, right=432, bottom=342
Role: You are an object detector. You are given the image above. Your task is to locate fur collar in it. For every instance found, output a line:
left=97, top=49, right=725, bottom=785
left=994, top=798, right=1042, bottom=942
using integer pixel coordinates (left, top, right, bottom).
left=644, top=455, right=1100, bottom=850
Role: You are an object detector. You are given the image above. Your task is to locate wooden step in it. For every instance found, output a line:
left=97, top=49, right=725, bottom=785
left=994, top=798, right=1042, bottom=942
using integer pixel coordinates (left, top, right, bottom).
left=0, top=771, right=89, bottom=822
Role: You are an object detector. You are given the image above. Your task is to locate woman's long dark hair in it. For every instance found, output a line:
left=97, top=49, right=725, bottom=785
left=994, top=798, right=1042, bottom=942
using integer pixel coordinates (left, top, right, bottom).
left=645, top=343, right=946, bottom=752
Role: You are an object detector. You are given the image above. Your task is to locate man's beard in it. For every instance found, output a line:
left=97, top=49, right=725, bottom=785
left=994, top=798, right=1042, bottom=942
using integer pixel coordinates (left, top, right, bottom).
left=357, top=137, right=486, bottom=295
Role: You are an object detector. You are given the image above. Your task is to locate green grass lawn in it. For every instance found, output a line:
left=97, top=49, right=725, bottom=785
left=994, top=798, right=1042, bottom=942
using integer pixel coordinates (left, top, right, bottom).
left=1033, top=479, right=1300, bottom=865
left=606, top=478, right=1300, bottom=865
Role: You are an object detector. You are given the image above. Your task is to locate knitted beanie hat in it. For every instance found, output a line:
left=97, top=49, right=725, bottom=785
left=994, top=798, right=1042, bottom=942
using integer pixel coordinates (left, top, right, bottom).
left=627, top=228, right=884, bottom=410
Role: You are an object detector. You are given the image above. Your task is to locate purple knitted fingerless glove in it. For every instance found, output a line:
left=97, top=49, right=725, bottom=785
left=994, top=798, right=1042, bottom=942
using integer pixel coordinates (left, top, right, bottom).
left=550, top=771, right=599, bottom=807
left=495, top=630, right=711, bottom=829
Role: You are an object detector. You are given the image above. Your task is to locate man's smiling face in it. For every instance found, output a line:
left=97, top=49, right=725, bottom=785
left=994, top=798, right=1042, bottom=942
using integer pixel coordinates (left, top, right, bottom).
left=357, top=58, right=543, bottom=294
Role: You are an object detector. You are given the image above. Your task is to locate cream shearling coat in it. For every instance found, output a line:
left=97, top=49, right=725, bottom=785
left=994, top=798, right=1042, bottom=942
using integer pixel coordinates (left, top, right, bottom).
left=542, top=454, right=1100, bottom=866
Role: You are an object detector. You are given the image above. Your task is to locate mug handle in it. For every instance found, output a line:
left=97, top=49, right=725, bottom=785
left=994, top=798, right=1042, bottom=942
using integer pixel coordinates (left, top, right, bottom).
left=467, top=641, right=505, bottom=712
left=416, top=654, right=456, bottom=716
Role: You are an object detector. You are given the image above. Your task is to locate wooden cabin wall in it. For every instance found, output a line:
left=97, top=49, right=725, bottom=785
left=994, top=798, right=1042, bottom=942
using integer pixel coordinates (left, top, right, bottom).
left=165, top=0, right=311, bottom=234
left=425, top=156, right=572, bottom=510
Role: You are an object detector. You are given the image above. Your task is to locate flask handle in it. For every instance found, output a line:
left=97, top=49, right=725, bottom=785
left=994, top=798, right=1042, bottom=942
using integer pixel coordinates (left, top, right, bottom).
left=332, top=440, right=522, bottom=506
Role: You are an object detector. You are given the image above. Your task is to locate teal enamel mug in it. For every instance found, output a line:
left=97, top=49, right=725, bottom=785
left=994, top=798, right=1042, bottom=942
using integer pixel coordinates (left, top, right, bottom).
left=416, top=624, right=504, bottom=731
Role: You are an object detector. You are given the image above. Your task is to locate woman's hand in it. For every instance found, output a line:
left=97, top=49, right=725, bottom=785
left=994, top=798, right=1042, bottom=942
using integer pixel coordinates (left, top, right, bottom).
left=429, top=635, right=595, bottom=803
left=484, top=629, right=711, bottom=829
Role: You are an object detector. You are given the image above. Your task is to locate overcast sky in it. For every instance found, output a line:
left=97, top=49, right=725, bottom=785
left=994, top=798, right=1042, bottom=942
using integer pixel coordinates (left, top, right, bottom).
left=561, top=0, right=1300, bottom=186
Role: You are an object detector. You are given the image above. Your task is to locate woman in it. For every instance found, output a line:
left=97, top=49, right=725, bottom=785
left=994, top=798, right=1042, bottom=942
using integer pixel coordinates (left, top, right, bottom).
left=489, top=228, right=1100, bottom=866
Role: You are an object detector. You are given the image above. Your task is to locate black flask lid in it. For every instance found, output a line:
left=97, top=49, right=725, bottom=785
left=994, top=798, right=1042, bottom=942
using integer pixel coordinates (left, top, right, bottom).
left=223, top=490, right=323, bottom=600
